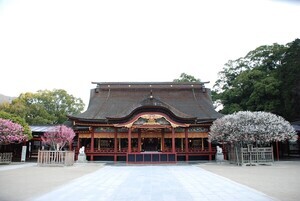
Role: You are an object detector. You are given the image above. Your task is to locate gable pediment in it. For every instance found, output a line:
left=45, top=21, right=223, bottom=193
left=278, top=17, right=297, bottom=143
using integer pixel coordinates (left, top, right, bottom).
left=114, top=112, right=189, bottom=128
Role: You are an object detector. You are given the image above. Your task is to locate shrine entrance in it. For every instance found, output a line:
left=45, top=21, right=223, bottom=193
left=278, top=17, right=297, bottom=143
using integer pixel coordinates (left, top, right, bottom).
left=142, top=138, right=161, bottom=152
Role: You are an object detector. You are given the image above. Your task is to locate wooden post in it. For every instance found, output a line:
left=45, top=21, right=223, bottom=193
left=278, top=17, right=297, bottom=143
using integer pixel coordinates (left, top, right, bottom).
left=222, top=141, right=226, bottom=160
left=185, top=127, right=188, bottom=161
left=161, top=129, right=165, bottom=152
left=172, top=127, right=175, bottom=153
left=69, top=141, right=72, bottom=151
left=138, top=129, right=141, bottom=152
left=114, top=128, right=118, bottom=162
left=128, top=127, right=132, bottom=153
left=276, top=140, right=280, bottom=161
left=208, top=142, right=212, bottom=161
left=77, top=134, right=80, bottom=150
left=90, top=128, right=94, bottom=161
left=181, top=138, right=184, bottom=151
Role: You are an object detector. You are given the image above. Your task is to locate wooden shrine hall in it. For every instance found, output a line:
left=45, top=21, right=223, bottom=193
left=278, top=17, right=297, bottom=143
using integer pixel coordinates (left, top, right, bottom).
left=68, top=82, right=223, bottom=163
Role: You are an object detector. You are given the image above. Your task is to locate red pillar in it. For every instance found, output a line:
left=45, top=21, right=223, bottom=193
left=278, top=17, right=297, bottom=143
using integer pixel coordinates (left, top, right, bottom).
left=128, top=127, right=132, bottom=153
left=138, top=129, right=141, bottom=152
left=208, top=142, right=212, bottom=161
left=172, top=127, right=175, bottom=153
left=185, top=127, right=189, bottom=161
left=114, top=128, right=118, bottom=162
left=90, top=128, right=94, bottom=161
left=161, top=129, right=165, bottom=152
left=76, top=134, right=80, bottom=160
left=77, top=134, right=80, bottom=150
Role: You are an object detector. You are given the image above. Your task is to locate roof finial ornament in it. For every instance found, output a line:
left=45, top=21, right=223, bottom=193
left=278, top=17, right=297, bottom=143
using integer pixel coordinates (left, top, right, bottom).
left=149, top=90, right=153, bottom=99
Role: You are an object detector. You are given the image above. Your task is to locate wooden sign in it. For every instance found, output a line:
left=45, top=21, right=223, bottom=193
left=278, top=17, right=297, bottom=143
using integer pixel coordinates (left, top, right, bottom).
left=21, top=146, right=27, bottom=162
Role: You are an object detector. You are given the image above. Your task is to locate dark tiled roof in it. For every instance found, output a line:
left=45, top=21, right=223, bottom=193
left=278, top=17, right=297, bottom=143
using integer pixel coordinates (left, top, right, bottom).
left=30, top=125, right=56, bottom=132
left=291, top=121, right=300, bottom=132
left=69, top=82, right=222, bottom=123
left=293, top=125, right=300, bottom=132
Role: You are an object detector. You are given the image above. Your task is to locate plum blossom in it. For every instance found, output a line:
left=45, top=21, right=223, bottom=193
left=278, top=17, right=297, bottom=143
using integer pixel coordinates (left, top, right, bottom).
left=41, top=125, right=75, bottom=150
left=0, top=118, right=28, bottom=144
left=209, top=111, right=297, bottom=144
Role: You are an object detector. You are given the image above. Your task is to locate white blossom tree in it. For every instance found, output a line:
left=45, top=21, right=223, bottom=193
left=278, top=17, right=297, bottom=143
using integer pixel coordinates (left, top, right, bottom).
left=209, top=111, right=297, bottom=145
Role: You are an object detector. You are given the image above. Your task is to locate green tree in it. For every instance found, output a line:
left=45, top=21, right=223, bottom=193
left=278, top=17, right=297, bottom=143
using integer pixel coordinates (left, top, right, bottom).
left=276, top=39, right=300, bottom=121
left=173, top=73, right=201, bottom=82
left=0, top=89, right=85, bottom=125
left=213, top=42, right=288, bottom=115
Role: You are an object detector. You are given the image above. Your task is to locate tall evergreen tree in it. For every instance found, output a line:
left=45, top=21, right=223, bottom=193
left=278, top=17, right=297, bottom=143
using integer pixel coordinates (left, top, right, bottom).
left=213, top=43, right=287, bottom=115
left=277, top=39, right=300, bottom=121
left=212, top=39, right=300, bottom=121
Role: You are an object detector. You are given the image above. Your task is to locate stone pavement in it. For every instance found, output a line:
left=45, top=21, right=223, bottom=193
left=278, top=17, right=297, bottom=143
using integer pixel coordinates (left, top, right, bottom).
left=33, top=165, right=275, bottom=201
left=0, top=162, right=36, bottom=171
left=0, top=162, right=104, bottom=201
left=199, top=161, right=300, bottom=201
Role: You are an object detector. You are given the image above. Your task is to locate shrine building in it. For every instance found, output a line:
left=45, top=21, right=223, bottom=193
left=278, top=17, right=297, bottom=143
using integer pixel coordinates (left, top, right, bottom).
left=68, top=82, right=223, bottom=163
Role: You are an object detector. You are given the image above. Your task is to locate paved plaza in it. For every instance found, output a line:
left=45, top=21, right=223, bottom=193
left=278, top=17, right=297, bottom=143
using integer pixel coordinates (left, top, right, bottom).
left=1, top=161, right=299, bottom=201
left=31, top=165, right=274, bottom=201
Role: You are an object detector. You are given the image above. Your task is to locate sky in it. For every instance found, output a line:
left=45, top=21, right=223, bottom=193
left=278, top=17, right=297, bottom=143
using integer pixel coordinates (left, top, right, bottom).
left=0, top=0, right=300, bottom=107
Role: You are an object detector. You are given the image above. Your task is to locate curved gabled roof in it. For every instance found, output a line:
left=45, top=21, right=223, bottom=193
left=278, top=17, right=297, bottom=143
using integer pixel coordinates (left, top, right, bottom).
left=68, top=82, right=222, bottom=124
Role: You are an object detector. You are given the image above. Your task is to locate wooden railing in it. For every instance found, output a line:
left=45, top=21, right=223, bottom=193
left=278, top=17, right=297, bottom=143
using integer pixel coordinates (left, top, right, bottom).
left=0, top=152, right=13, bottom=164
left=82, top=147, right=218, bottom=153
left=78, top=147, right=217, bottom=161
left=177, top=148, right=217, bottom=153
left=229, top=146, right=274, bottom=166
left=241, top=147, right=273, bottom=165
left=127, top=152, right=176, bottom=163
left=37, top=150, right=75, bottom=166
left=84, top=147, right=215, bottom=154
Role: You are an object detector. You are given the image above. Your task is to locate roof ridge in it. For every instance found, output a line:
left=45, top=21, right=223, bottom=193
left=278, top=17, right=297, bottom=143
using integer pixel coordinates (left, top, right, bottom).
left=92, top=81, right=209, bottom=86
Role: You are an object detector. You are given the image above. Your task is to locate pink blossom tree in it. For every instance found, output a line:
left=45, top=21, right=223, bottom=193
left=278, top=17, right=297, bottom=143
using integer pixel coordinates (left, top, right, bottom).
left=41, top=125, right=75, bottom=150
left=209, top=111, right=297, bottom=145
left=0, top=118, right=28, bottom=145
